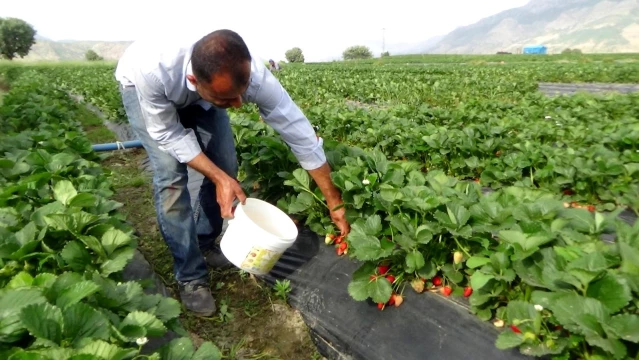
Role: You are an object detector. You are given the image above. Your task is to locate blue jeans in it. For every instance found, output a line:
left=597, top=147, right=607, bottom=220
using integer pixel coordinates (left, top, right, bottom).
left=120, top=86, right=238, bottom=283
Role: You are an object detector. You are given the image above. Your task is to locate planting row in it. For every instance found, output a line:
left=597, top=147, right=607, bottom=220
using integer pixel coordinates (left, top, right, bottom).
left=0, top=71, right=222, bottom=359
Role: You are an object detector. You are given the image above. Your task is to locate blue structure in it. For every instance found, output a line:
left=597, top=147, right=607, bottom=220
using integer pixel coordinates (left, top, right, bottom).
left=523, top=45, right=548, bottom=55
left=92, top=140, right=143, bottom=152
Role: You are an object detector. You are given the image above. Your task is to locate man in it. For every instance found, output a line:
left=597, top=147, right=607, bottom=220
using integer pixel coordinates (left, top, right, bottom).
left=268, top=59, right=280, bottom=71
left=114, top=29, right=350, bottom=317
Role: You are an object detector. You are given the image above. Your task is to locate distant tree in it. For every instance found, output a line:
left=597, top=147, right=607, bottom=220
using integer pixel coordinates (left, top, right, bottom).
left=381, top=51, right=390, bottom=57
left=343, top=45, right=373, bottom=60
left=285, top=47, right=304, bottom=63
left=85, top=49, right=103, bottom=61
left=561, top=48, right=582, bottom=55
left=0, top=17, right=37, bottom=60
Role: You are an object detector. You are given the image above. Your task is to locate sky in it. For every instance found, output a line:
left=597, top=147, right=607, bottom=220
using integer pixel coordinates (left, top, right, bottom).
left=1, top=0, right=530, bottom=62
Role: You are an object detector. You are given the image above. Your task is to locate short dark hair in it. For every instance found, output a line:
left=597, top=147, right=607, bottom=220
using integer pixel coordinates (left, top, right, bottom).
left=191, top=29, right=252, bottom=89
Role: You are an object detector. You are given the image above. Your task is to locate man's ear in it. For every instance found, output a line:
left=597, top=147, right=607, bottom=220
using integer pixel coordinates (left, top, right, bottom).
left=186, top=74, right=197, bottom=86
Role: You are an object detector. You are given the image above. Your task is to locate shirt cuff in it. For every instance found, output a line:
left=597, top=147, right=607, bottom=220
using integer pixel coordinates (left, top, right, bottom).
left=157, top=128, right=202, bottom=163
left=293, top=137, right=327, bottom=171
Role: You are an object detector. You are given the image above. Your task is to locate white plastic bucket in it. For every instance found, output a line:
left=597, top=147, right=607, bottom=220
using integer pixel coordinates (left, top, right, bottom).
left=220, top=198, right=298, bottom=275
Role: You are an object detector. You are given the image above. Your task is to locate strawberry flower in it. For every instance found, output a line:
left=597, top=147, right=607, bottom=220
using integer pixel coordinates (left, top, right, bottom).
left=362, top=179, right=370, bottom=185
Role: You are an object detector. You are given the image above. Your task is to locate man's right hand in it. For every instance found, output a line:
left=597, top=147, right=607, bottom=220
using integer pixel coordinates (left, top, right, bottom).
left=187, top=152, right=246, bottom=218
left=214, top=174, right=247, bottom=218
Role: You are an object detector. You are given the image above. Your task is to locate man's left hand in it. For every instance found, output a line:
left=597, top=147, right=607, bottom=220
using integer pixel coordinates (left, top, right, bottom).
left=308, top=162, right=351, bottom=237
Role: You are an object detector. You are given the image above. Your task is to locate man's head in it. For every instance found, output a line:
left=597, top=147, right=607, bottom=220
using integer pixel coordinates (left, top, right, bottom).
left=187, top=29, right=251, bottom=109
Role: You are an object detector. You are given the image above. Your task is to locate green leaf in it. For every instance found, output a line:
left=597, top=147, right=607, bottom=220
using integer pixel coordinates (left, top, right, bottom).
left=367, top=277, right=392, bottom=304
left=586, top=273, right=632, bottom=313
left=288, top=192, right=314, bottom=214
left=56, top=281, right=101, bottom=310
left=347, top=278, right=370, bottom=301
left=100, top=229, right=132, bottom=257
left=6, top=272, right=34, bottom=289
left=405, top=250, right=425, bottom=273
left=0, top=288, right=48, bottom=343
left=46, top=153, right=77, bottom=173
left=77, top=340, right=137, bottom=360
left=495, top=330, right=523, bottom=350
left=63, top=302, right=110, bottom=345
left=60, top=241, right=93, bottom=272
left=68, top=193, right=98, bottom=208
left=14, top=222, right=37, bottom=246
left=153, top=297, right=182, bottom=322
left=158, top=337, right=195, bottom=360
left=607, top=314, right=639, bottom=343
left=466, top=256, right=491, bottom=269
left=119, top=311, right=166, bottom=338
left=53, top=180, right=77, bottom=206
left=19, top=303, right=63, bottom=345
left=470, top=271, right=494, bottom=291
left=291, top=169, right=310, bottom=189
left=100, top=247, right=135, bottom=276
left=192, top=341, right=223, bottom=360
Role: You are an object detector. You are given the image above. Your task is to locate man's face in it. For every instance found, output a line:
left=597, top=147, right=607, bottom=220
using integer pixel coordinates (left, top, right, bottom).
left=187, top=62, right=250, bottom=109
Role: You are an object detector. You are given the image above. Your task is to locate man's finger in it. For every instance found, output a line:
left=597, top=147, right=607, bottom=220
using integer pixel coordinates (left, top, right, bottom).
left=235, top=186, right=247, bottom=205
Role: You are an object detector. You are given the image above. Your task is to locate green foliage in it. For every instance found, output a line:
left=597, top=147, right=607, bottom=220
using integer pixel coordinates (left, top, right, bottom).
left=85, top=50, right=103, bottom=61
left=285, top=47, right=304, bottom=63
left=0, top=17, right=36, bottom=60
left=562, top=48, right=583, bottom=55
left=381, top=51, right=390, bottom=57
left=342, top=45, right=373, bottom=60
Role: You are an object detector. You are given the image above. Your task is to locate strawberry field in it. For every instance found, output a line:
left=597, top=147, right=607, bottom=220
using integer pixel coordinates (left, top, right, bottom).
left=2, top=56, right=639, bottom=360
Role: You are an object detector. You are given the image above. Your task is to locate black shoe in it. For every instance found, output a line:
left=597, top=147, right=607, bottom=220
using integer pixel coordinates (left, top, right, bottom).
left=203, top=246, right=233, bottom=270
left=177, top=278, right=216, bottom=317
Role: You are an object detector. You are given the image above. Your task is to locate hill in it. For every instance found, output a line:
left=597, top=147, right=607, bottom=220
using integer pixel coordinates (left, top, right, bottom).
left=17, top=37, right=132, bottom=61
left=429, top=0, right=639, bottom=54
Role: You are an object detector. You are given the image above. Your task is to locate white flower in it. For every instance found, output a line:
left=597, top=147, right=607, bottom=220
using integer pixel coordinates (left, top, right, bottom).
left=545, top=116, right=552, bottom=119
left=362, top=179, right=370, bottom=185
left=534, top=304, right=544, bottom=312
left=136, top=337, right=148, bottom=345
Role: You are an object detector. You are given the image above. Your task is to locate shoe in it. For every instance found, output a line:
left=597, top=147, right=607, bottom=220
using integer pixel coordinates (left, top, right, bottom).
left=203, top=246, right=233, bottom=270
left=177, top=278, right=216, bottom=317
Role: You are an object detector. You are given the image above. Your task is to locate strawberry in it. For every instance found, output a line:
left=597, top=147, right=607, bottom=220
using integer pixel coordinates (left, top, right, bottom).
left=385, top=275, right=396, bottom=284
left=463, top=286, right=473, bottom=297
left=324, top=234, right=335, bottom=245
left=378, top=265, right=390, bottom=275
left=336, top=247, right=345, bottom=256
left=377, top=302, right=384, bottom=310
left=442, top=286, right=452, bottom=296
left=562, top=189, right=574, bottom=196
left=393, top=294, right=404, bottom=307
left=387, top=295, right=396, bottom=306
left=411, top=279, right=425, bottom=293
left=339, top=242, right=347, bottom=250
left=495, top=150, right=502, bottom=157
left=335, top=235, right=343, bottom=244
left=563, top=202, right=570, bottom=208
left=453, top=251, right=463, bottom=264
left=587, top=205, right=595, bottom=212
left=510, top=325, right=522, bottom=334
left=432, top=276, right=442, bottom=286
left=473, top=178, right=480, bottom=184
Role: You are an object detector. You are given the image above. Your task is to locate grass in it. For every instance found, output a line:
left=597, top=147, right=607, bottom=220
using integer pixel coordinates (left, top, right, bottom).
left=73, top=98, right=323, bottom=360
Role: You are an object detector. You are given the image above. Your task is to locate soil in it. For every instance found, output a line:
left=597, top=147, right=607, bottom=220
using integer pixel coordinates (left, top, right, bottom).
left=100, top=146, right=322, bottom=360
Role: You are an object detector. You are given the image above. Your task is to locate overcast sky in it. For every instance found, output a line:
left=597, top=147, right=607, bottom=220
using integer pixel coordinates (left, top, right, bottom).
left=2, top=0, right=530, bottom=62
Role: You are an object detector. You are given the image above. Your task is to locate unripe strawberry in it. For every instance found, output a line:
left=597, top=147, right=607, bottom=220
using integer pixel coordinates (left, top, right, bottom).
left=325, top=234, right=335, bottom=245
left=453, top=251, right=464, bottom=264
left=411, top=279, right=425, bottom=293
left=393, top=294, right=404, bottom=307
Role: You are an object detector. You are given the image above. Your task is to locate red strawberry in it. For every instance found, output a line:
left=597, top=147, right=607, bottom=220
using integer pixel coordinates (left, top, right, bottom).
left=336, top=247, right=345, bottom=256
left=587, top=205, right=595, bottom=212
left=377, top=303, right=384, bottom=310
left=554, top=325, right=563, bottom=331
left=442, top=286, right=452, bottom=296
left=562, top=189, right=574, bottom=196
left=510, top=325, right=522, bottom=334
left=335, top=235, right=343, bottom=244
left=386, top=275, right=396, bottom=284
left=474, top=178, right=480, bottom=184
left=387, top=295, right=396, bottom=306
left=378, top=265, right=390, bottom=275
left=432, top=276, right=442, bottom=286
left=463, top=287, right=473, bottom=297
left=339, top=242, right=347, bottom=250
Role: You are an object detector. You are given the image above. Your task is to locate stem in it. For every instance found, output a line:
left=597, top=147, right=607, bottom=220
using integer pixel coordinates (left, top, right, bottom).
left=453, top=237, right=472, bottom=258
left=524, top=285, right=532, bottom=302
left=302, top=188, right=329, bottom=210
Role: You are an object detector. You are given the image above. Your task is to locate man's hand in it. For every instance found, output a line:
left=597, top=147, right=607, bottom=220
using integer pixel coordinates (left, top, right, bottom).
left=308, top=162, right=351, bottom=236
left=187, top=152, right=247, bottom=218
left=214, top=174, right=247, bottom=218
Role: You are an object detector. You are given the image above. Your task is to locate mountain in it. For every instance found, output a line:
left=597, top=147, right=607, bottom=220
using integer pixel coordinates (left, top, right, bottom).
left=17, top=37, right=132, bottom=61
left=429, top=0, right=639, bottom=54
